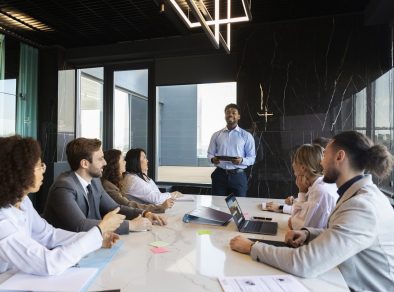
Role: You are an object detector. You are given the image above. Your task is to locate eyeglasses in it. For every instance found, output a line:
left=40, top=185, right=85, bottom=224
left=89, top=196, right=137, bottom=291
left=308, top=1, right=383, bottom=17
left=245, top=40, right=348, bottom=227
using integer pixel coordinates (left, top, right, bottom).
left=35, top=162, right=47, bottom=173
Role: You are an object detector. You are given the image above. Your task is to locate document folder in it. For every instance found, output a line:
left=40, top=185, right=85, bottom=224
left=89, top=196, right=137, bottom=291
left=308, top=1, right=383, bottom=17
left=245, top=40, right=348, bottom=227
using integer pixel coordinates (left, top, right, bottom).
left=183, top=206, right=232, bottom=226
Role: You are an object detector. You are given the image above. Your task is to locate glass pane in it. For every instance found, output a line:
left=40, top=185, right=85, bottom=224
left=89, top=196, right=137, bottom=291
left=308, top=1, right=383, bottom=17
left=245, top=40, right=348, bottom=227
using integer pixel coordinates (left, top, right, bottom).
left=373, top=68, right=393, bottom=194
left=114, top=88, right=130, bottom=153
left=57, top=70, right=75, bottom=161
left=156, top=82, right=236, bottom=184
left=78, top=68, right=103, bottom=140
left=354, top=88, right=366, bottom=128
left=113, top=69, right=148, bottom=153
left=197, top=83, right=237, bottom=157
left=0, top=79, right=16, bottom=136
left=374, top=70, right=391, bottom=128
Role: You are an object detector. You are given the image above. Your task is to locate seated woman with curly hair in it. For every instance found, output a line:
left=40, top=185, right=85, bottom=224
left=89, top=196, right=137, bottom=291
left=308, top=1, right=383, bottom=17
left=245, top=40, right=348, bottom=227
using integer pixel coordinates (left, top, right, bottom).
left=0, top=136, right=120, bottom=276
left=121, top=148, right=182, bottom=205
left=102, top=149, right=174, bottom=213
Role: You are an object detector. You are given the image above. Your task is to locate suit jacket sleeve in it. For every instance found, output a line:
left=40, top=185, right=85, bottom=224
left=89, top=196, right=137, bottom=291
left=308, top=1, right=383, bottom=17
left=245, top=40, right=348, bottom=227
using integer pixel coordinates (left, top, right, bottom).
left=250, top=196, right=377, bottom=278
left=95, top=179, right=142, bottom=234
left=46, top=185, right=105, bottom=233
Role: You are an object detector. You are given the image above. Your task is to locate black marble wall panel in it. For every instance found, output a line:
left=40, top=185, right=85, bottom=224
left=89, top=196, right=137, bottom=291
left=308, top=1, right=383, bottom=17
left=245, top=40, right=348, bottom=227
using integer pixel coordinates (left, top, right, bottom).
left=232, top=14, right=392, bottom=198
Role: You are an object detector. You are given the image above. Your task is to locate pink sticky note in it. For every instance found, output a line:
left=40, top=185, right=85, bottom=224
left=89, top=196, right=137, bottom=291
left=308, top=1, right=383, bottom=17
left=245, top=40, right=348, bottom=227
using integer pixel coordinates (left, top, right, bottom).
left=151, top=247, right=169, bottom=254
left=244, top=212, right=250, bottom=219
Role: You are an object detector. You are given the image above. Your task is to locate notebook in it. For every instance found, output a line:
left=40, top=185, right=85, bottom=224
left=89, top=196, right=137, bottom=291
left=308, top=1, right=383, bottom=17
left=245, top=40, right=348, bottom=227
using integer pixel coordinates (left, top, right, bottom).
left=183, top=206, right=232, bottom=226
left=225, top=194, right=278, bottom=235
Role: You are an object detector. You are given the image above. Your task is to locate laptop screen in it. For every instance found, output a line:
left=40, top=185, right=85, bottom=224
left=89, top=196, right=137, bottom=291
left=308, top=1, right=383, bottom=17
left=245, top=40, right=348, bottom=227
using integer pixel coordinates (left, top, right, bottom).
left=225, top=194, right=245, bottom=228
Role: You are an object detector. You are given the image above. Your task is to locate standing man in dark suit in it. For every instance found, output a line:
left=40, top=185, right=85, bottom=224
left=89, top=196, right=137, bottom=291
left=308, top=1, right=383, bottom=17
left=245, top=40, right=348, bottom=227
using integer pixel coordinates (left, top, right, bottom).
left=207, top=103, right=256, bottom=197
left=44, top=138, right=166, bottom=235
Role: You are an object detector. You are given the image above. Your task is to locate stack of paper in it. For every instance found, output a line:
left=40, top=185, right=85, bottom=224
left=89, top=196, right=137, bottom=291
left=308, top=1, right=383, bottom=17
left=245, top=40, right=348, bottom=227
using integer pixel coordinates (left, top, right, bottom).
left=0, top=267, right=98, bottom=291
left=219, top=275, right=309, bottom=292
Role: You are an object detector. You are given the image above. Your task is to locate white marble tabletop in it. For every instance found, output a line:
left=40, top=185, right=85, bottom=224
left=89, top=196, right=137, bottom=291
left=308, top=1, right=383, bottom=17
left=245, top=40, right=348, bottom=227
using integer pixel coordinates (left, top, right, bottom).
left=89, top=195, right=349, bottom=292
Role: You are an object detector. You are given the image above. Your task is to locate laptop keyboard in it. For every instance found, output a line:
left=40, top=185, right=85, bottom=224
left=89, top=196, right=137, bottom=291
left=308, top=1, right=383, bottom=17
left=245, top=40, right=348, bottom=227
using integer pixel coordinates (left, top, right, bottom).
left=243, top=220, right=263, bottom=232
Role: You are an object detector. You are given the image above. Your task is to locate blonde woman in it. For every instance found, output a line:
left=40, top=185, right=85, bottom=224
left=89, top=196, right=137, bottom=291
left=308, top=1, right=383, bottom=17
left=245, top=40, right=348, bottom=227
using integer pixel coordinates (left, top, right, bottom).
left=266, top=144, right=338, bottom=229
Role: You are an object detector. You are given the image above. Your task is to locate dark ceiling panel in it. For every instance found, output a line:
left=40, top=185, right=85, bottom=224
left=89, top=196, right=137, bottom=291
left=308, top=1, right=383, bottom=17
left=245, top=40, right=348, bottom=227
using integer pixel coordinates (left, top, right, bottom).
left=0, top=0, right=369, bottom=48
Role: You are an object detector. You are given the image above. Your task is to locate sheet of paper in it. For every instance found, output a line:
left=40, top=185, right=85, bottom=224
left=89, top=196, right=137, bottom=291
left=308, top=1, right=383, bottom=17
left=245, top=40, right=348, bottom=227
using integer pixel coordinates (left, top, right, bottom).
left=151, top=247, right=169, bottom=254
left=79, top=240, right=123, bottom=269
left=218, top=275, right=309, bottom=292
left=197, top=229, right=212, bottom=235
left=0, top=267, right=98, bottom=291
left=149, top=240, right=169, bottom=247
left=176, top=196, right=195, bottom=202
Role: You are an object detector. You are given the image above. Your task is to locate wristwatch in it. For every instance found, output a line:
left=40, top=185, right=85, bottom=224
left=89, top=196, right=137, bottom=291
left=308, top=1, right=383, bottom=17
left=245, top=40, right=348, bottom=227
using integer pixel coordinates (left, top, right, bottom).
left=250, top=240, right=258, bottom=253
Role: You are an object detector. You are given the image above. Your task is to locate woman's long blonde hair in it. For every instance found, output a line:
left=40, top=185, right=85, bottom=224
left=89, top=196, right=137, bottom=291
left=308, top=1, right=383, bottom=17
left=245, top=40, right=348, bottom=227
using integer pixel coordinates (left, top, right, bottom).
left=292, top=144, right=324, bottom=177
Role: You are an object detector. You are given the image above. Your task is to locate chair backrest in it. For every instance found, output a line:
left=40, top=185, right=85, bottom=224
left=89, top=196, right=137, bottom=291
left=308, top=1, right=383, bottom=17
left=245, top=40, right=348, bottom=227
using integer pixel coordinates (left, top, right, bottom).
left=54, top=161, right=71, bottom=180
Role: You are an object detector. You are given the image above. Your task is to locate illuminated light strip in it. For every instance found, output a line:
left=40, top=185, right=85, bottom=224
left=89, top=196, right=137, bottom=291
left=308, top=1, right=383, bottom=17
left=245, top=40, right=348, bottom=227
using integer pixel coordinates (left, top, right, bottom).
left=167, top=0, right=251, bottom=53
left=188, top=16, right=249, bottom=27
left=169, top=0, right=194, bottom=27
left=227, top=0, right=231, bottom=51
left=0, top=8, right=53, bottom=31
left=215, top=0, right=219, bottom=44
left=241, top=0, right=252, bottom=21
left=186, top=0, right=219, bottom=48
left=184, top=0, right=230, bottom=53
left=168, top=1, right=250, bottom=27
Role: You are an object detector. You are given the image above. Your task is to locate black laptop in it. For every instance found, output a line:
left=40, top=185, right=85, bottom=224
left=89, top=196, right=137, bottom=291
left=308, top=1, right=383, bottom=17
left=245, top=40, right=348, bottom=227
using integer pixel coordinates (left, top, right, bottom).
left=225, top=194, right=278, bottom=235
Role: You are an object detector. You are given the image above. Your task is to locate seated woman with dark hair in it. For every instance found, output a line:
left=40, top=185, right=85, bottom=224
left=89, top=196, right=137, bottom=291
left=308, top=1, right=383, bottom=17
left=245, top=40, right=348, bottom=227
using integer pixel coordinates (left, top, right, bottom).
left=0, top=136, right=120, bottom=276
left=121, top=148, right=182, bottom=205
left=102, top=149, right=174, bottom=213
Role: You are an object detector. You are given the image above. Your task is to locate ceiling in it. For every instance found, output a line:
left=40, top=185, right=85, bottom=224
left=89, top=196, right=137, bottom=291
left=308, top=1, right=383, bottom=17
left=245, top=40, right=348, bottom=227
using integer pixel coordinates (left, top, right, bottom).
left=0, top=0, right=369, bottom=48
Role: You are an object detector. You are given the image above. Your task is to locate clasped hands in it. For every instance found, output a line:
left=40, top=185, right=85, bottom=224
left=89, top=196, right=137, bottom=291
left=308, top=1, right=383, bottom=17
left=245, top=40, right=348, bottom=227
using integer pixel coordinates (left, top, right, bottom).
left=129, top=212, right=167, bottom=231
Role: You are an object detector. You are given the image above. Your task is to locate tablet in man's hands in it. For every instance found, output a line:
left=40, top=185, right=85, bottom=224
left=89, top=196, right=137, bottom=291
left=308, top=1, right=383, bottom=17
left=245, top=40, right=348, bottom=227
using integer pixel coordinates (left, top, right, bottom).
left=216, top=156, right=237, bottom=161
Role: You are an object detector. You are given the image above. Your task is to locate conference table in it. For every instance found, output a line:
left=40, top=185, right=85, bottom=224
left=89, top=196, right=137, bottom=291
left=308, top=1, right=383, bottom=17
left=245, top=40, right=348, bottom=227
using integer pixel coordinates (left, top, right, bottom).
left=89, top=195, right=349, bottom=292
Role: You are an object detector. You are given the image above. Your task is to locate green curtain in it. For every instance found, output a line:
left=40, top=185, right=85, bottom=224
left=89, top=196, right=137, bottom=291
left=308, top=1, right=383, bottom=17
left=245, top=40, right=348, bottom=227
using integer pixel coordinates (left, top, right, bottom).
left=0, top=34, right=4, bottom=79
left=16, top=43, right=38, bottom=138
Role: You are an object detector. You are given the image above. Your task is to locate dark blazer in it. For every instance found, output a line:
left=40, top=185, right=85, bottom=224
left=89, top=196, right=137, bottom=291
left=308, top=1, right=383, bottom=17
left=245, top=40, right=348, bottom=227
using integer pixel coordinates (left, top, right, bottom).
left=43, top=171, right=143, bottom=234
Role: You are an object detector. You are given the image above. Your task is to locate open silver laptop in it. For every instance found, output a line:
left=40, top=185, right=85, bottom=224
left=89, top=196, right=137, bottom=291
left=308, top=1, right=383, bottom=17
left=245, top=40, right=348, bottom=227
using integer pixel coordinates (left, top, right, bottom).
left=225, top=194, right=278, bottom=235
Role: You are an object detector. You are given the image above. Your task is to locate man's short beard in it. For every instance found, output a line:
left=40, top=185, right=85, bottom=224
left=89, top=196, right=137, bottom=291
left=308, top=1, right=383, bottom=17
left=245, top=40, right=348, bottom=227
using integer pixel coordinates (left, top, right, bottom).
left=88, top=169, right=102, bottom=178
left=323, top=168, right=340, bottom=184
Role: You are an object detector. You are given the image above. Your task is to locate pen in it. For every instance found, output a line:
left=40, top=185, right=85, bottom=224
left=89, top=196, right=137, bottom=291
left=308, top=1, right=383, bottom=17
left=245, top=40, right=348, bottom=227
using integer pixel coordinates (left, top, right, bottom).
left=252, top=216, right=272, bottom=221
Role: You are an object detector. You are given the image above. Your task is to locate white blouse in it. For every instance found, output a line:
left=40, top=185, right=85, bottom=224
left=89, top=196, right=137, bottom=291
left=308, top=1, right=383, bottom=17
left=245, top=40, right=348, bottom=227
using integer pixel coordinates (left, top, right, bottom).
left=0, top=197, right=102, bottom=276
left=121, top=173, right=171, bottom=205
left=288, top=176, right=338, bottom=230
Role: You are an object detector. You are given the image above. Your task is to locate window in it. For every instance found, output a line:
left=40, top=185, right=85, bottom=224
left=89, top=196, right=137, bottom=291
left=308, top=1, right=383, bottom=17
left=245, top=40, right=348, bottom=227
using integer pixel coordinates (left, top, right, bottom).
left=113, top=69, right=148, bottom=153
left=354, top=88, right=367, bottom=134
left=156, top=82, right=236, bottom=184
left=350, top=68, right=394, bottom=197
left=0, top=79, right=16, bottom=136
left=77, top=68, right=103, bottom=140
left=372, top=69, right=393, bottom=195
left=57, top=70, right=75, bottom=161
left=373, top=69, right=393, bottom=149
